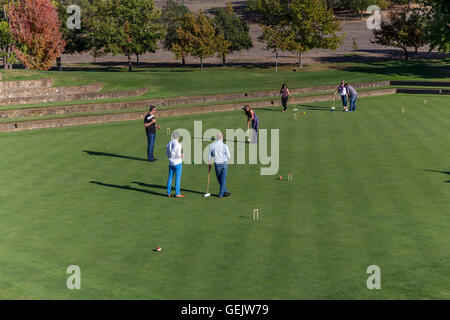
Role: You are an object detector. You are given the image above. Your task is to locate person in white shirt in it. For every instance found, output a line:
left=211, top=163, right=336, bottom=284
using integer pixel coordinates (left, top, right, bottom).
left=166, top=131, right=184, bottom=198
left=208, top=132, right=231, bottom=198
left=334, top=80, right=349, bottom=111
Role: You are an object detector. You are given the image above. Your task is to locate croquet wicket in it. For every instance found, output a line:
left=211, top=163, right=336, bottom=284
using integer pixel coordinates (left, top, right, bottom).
left=253, top=209, right=259, bottom=220
left=166, top=127, right=171, bottom=135
left=288, top=172, right=293, bottom=181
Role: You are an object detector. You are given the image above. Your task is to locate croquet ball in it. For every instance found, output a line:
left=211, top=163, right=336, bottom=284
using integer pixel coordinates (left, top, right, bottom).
left=156, top=246, right=161, bottom=252
left=279, top=176, right=283, bottom=180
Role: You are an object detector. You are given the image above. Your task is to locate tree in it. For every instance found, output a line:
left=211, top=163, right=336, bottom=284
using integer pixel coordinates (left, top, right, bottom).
left=250, top=0, right=343, bottom=68
left=7, top=0, right=65, bottom=70
left=172, top=12, right=218, bottom=70
left=90, top=0, right=164, bottom=72
left=423, top=0, right=450, bottom=53
left=212, top=3, right=253, bottom=65
left=0, top=21, right=16, bottom=69
left=373, top=8, right=428, bottom=61
left=347, top=0, right=372, bottom=18
left=55, top=0, right=97, bottom=70
left=160, top=0, right=190, bottom=65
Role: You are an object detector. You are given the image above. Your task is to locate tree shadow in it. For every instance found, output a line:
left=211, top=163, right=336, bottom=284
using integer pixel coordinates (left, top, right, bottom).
left=328, top=57, right=450, bottom=79
left=90, top=181, right=167, bottom=197
left=421, top=169, right=450, bottom=183
left=83, top=150, right=148, bottom=162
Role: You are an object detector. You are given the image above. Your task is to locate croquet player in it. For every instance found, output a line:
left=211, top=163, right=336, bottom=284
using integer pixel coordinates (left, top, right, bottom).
left=243, top=105, right=259, bottom=143
left=280, top=83, right=293, bottom=112
left=144, top=105, right=161, bottom=162
left=166, top=131, right=184, bottom=198
left=208, top=133, right=231, bottom=198
left=334, top=80, right=348, bottom=112
left=345, top=83, right=358, bottom=112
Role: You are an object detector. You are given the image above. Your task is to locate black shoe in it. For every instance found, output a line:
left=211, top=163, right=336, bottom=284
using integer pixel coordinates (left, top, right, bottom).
left=149, top=158, right=158, bottom=162
left=223, top=192, right=231, bottom=197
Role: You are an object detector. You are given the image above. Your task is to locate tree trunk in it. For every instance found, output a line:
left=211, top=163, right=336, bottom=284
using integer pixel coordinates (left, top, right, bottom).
left=56, top=56, right=62, bottom=71
left=128, top=55, right=133, bottom=72
left=415, top=46, right=418, bottom=53
left=136, top=54, right=139, bottom=63
left=182, top=56, right=186, bottom=66
left=200, top=58, right=203, bottom=71
left=222, top=55, right=226, bottom=66
left=403, top=48, right=409, bottom=61
left=298, top=52, right=303, bottom=68
left=2, top=57, right=6, bottom=69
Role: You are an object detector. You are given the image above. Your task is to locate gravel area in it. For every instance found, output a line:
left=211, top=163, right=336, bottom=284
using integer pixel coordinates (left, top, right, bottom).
left=61, top=0, right=448, bottom=67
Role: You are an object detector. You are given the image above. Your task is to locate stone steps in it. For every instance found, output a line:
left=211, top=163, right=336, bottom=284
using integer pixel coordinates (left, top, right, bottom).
left=0, top=88, right=396, bottom=133
left=0, top=81, right=390, bottom=119
left=0, top=83, right=103, bottom=99
left=0, top=87, right=148, bottom=106
left=0, top=78, right=53, bottom=90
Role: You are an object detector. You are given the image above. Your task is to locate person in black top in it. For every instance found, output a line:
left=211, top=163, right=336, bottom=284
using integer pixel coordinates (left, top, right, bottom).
left=144, top=105, right=161, bottom=162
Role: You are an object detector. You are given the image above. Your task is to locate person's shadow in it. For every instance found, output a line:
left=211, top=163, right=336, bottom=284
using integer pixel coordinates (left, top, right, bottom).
left=421, top=169, right=450, bottom=183
left=90, top=181, right=167, bottom=197
left=131, top=181, right=213, bottom=196
left=83, top=150, right=148, bottom=162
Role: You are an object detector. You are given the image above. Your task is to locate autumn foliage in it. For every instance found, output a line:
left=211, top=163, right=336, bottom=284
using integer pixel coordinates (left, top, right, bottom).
left=7, top=0, right=65, bottom=70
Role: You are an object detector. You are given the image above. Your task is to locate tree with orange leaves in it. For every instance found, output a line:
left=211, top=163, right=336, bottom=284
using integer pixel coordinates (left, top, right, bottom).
left=7, top=0, right=65, bottom=70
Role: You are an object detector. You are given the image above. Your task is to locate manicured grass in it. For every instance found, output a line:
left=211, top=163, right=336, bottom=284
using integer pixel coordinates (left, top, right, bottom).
left=0, top=93, right=448, bottom=299
left=1, top=59, right=449, bottom=100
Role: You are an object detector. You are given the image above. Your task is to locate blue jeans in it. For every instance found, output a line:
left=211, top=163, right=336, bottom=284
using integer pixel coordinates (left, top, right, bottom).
left=349, top=94, right=357, bottom=111
left=167, top=163, right=182, bottom=195
left=341, top=95, right=348, bottom=108
left=147, top=133, right=156, bottom=161
left=214, top=163, right=228, bottom=197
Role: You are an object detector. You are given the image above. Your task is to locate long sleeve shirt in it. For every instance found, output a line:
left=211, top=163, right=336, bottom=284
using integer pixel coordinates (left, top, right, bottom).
left=166, top=139, right=182, bottom=166
left=209, top=140, right=231, bottom=164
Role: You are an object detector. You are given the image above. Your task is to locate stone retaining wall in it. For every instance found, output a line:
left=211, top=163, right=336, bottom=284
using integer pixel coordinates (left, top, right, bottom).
left=391, top=80, right=450, bottom=87
left=0, top=83, right=103, bottom=99
left=0, top=88, right=396, bottom=133
left=0, top=78, right=53, bottom=90
left=0, top=81, right=390, bottom=119
left=0, top=87, right=148, bottom=106
left=396, top=88, right=450, bottom=94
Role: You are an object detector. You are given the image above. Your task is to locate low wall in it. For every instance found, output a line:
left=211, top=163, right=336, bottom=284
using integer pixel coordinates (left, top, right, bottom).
left=396, top=88, right=450, bottom=94
left=0, top=88, right=396, bottom=133
left=0, top=83, right=103, bottom=99
left=391, top=81, right=450, bottom=87
left=0, top=78, right=53, bottom=90
left=0, top=81, right=391, bottom=118
left=0, top=87, right=148, bottom=106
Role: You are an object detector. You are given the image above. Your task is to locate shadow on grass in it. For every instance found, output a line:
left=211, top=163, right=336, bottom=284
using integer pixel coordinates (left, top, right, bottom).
left=421, top=169, right=450, bottom=183
left=83, top=150, right=148, bottom=162
left=131, top=181, right=209, bottom=196
left=330, top=58, right=450, bottom=80
left=90, top=181, right=167, bottom=197
left=298, top=104, right=334, bottom=111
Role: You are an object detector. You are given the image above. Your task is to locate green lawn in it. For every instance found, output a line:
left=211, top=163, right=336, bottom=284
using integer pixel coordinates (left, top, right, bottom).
left=0, top=93, right=449, bottom=299
left=1, top=59, right=449, bottom=99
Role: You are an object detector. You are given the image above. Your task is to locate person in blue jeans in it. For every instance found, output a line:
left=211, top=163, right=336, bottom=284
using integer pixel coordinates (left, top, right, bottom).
left=144, top=105, right=161, bottom=162
left=166, top=131, right=184, bottom=198
left=208, top=132, right=231, bottom=198
left=334, top=80, right=348, bottom=112
left=345, top=83, right=358, bottom=111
